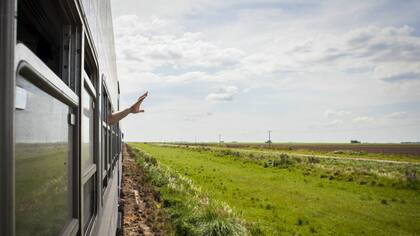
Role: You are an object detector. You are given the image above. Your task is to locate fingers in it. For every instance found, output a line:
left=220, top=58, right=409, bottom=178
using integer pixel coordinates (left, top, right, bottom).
left=131, top=91, right=148, bottom=113
left=138, top=91, right=148, bottom=101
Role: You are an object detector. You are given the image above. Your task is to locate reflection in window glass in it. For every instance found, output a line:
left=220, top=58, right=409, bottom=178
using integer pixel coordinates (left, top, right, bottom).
left=82, top=87, right=94, bottom=170
left=15, top=76, right=71, bottom=236
left=102, top=126, right=107, bottom=173
left=108, top=129, right=111, bottom=168
left=83, top=177, right=95, bottom=232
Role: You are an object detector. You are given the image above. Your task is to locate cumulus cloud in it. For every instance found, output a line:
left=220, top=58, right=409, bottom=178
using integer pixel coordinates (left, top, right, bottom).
left=352, top=116, right=374, bottom=123
left=386, top=112, right=408, bottom=119
left=206, top=86, right=239, bottom=102
left=115, top=13, right=420, bottom=91
left=374, top=64, right=420, bottom=82
left=165, top=71, right=211, bottom=83
left=324, top=109, right=351, bottom=118
left=287, top=25, right=420, bottom=82
left=114, top=15, right=244, bottom=82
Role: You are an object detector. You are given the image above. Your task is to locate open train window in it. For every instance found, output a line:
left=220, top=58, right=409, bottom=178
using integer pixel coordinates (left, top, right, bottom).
left=17, top=0, right=74, bottom=88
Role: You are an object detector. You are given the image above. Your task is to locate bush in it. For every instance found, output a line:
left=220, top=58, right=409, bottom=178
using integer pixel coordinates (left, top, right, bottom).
left=307, top=156, right=320, bottom=164
left=272, top=154, right=295, bottom=168
left=405, top=168, right=417, bottom=189
left=332, top=150, right=366, bottom=155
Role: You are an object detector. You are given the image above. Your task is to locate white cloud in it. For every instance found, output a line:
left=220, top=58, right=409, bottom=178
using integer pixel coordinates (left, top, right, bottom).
left=242, top=88, right=250, bottom=93
left=114, top=15, right=244, bottom=82
left=206, top=86, right=239, bottom=102
left=386, top=112, right=408, bottom=119
left=374, top=64, right=420, bottom=82
left=352, top=116, right=374, bottom=123
left=165, top=71, right=210, bottom=83
left=324, top=109, right=351, bottom=118
left=324, top=119, right=344, bottom=127
left=283, top=25, right=420, bottom=82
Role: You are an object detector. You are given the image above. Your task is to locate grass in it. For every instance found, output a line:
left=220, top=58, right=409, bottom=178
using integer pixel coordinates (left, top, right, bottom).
left=15, top=143, right=70, bottom=236
left=174, top=143, right=420, bottom=163
left=129, top=146, right=248, bottom=236
left=131, top=143, right=420, bottom=236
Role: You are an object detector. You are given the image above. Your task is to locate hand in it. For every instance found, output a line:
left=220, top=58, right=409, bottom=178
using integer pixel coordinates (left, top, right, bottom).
left=130, top=91, right=148, bottom=113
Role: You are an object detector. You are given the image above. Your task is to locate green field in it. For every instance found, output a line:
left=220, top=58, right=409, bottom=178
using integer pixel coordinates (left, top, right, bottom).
left=131, top=143, right=420, bottom=236
left=170, top=142, right=420, bottom=163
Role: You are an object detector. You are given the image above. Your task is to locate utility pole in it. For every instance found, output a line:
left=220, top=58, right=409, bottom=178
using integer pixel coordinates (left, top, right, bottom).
left=268, top=130, right=272, bottom=148
left=218, top=134, right=221, bottom=146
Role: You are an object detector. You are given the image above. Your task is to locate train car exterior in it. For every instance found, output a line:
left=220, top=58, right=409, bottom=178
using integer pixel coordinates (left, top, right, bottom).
left=1, top=0, right=123, bottom=235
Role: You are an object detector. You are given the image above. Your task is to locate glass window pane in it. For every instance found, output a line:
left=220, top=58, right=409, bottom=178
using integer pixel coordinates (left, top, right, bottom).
left=83, top=177, right=95, bottom=232
left=107, top=129, right=112, bottom=170
left=82, top=87, right=94, bottom=171
left=15, top=76, right=71, bottom=236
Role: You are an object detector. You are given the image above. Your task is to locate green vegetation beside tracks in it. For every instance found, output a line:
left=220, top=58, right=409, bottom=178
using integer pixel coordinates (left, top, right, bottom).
left=130, top=143, right=420, bottom=236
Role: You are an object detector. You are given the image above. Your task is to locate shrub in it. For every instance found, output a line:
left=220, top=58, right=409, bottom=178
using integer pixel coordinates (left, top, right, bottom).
left=332, top=150, right=366, bottom=155
left=272, top=154, right=295, bottom=168
left=405, top=168, right=417, bottom=188
left=307, top=156, right=320, bottom=164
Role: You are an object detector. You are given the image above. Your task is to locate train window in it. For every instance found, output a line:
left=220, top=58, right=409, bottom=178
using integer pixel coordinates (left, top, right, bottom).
left=101, top=83, right=109, bottom=191
left=82, top=85, right=95, bottom=171
left=17, top=0, right=72, bottom=87
left=101, top=84, right=108, bottom=190
left=82, top=47, right=98, bottom=234
left=83, top=177, right=96, bottom=233
left=15, top=76, right=72, bottom=236
left=106, top=124, right=111, bottom=172
left=84, top=39, right=96, bottom=87
left=108, top=121, right=112, bottom=172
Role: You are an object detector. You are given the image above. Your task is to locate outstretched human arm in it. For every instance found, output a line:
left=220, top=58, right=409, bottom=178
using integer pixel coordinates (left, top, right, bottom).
left=107, top=91, right=148, bottom=125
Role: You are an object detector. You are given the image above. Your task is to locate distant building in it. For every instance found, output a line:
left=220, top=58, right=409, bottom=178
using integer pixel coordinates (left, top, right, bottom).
left=350, top=140, right=361, bottom=144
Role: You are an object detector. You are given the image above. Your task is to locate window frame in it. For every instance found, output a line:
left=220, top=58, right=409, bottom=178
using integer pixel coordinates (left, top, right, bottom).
left=1, top=2, right=17, bottom=236
left=15, top=43, right=80, bottom=236
left=80, top=34, right=99, bottom=236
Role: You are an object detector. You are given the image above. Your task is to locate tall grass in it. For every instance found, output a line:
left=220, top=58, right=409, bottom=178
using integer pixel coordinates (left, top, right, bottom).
left=129, top=146, right=249, bottom=236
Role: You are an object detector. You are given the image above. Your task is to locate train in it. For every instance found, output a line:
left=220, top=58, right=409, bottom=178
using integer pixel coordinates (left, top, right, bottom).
left=1, top=0, right=124, bottom=235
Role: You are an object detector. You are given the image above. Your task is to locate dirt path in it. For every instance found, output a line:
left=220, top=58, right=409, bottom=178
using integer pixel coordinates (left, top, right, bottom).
left=121, top=145, right=169, bottom=236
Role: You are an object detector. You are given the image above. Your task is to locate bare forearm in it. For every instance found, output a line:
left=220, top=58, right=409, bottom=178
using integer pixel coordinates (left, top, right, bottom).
left=108, top=107, right=132, bottom=125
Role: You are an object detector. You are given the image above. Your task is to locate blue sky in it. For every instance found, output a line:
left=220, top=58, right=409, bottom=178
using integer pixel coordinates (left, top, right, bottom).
left=111, top=0, right=420, bottom=143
